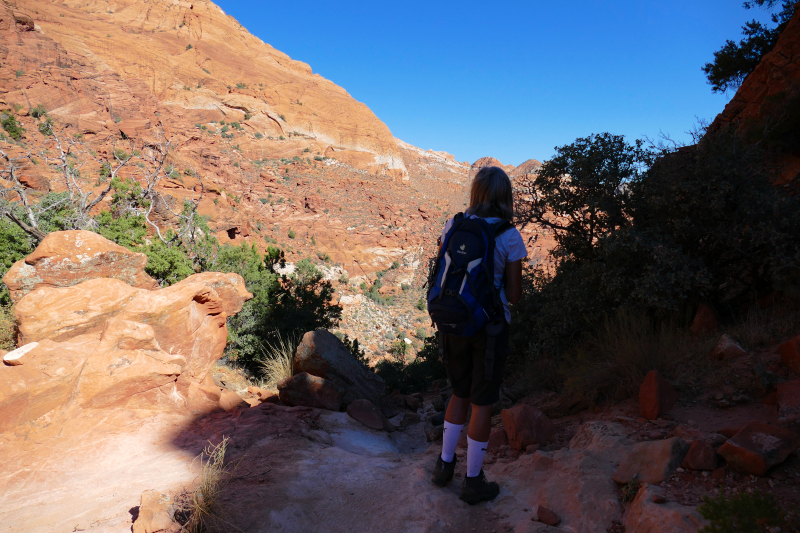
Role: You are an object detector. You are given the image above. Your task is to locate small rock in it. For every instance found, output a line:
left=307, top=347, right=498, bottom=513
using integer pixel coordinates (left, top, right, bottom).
left=710, top=467, right=726, bottom=480
left=639, top=370, right=678, bottom=420
left=133, top=490, right=180, bottom=533
left=625, top=484, right=708, bottom=532
left=219, top=389, right=248, bottom=411
left=403, top=394, right=421, bottom=411
left=682, top=440, right=718, bottom=471
left=346, top=398, right=384, bottom=430
left=537, top=506, right=561, bottom=526
left=779, top=335, right=800, bottom=375
left=501, top=404, right=556, bottom=451
left=2, top=342, right=39, bottom=366
left=652, top=494, right=667, bottom=504
left=690, top=303, right=718, bottom=335
left=777, top=379, right=800, bottom=424
left=525, top=444, right=539, bottom=454
left=711, top=334, right=747, bottom=360
left=425, top=424, right=444, bottom=442
left=487, top=426, right=509, bottom=453
left=277, top=372, right=343, bottom=411
left=432, top=395, right=445, bottom=412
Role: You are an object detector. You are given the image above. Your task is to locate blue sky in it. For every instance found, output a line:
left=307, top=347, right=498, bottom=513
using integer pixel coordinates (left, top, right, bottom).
left=215, top=1, right=776, bottom=166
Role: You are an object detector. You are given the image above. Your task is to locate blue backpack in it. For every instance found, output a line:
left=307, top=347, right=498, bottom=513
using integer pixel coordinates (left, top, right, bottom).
left=427, top=213, right=512, bottom=377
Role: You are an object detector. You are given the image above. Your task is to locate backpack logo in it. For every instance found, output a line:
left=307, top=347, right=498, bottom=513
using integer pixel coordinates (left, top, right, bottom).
left=457, top=244, right=466, bottom=255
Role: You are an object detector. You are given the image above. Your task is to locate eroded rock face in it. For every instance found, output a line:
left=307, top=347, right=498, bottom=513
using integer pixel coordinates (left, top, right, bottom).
left=2, top=230, right=159, bottom=303
left=294, top=330, right=385, bottom=406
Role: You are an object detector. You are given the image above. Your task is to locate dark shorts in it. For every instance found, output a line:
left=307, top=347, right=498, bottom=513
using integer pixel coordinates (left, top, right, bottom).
left=442, top=322, right=510, bottom=406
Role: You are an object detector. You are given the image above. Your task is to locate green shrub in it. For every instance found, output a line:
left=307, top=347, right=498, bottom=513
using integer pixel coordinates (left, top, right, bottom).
left=287, top=229, right=295, bottom=239
left=415, top=298, right=426, bottom=311
left=254, top=132, right=263, bottom=139
left=2, top=113, right=24, bottom=140
left=401, top=283, right=410, bottom=291
left=30, top=105, right=47, bottom=118
left=698, top=489, right=787, bottom=533
left=235, top=82, right=247, bottom=89
left=390, top=261, right=400, bottom=269
left=375, top=335, right=445, bottom=394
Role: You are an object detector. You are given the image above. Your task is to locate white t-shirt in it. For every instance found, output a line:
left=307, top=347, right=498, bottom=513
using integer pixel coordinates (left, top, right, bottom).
left=440, top=214, right=528, bottom=323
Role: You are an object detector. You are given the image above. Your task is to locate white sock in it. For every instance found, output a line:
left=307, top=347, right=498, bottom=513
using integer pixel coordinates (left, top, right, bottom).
left=440, top=421, right=463, bottom=463
left=466, top=436, right=488, bottom=477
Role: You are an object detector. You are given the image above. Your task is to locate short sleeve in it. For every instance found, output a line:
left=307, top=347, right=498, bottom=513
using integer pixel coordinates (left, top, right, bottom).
left=505, top=228, right=528, bottom=263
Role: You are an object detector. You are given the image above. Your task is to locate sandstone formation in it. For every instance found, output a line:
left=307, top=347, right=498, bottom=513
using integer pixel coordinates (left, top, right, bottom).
left=690, top=303, right=718, bottom=335
left=0, top=231, right=251, bottom=433
left=294, top=330, right=385, bottom=406
left=707, top=6, right=800, bottom=184
left=468, top=156, right=516, bottom=180
left=681, top=440, right=718, bottom=471
left=2, top=230, right=159, bottom=302
left=1, top=0, right=405, bottom=179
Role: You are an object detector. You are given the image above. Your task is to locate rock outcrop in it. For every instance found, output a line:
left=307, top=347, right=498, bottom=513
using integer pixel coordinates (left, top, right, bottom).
left=0, top=231, right=251, bottom=432
left=468, top=157, right=515, bottom=180
left=707, top=6, right=800, bottom=184
left=293, top=330, right=385, bottom=406
left=2, top=230, right=159, bottom=303
left=624, top=484, right=708, bottom=532
left=717, top=421, right=800, bottom=475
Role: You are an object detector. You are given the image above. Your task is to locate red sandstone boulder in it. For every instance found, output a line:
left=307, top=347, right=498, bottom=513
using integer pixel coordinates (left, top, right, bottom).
left=613, top=438, right=690, bottom=484
left=718, top=422, right=800, bottom=475
left=777, top=379, right=800, bottom=424
left=779, top=336, right=800, bottom=375
left=277, top=372, right=342, bottom=411
left=346, top=398, right=384, bottom=430
left=639, top=370, right=678, bottom=420
left=487, top=426, right=509, bottom=453
left=710, top=334, right=747, bottom=360
left=294, top=330, right=385, bottom=406
left=681, top=440, right=718, bottom=471
left=2, top=230, right=158, bottom=302
left=501, top=404, right=556, bottom=451
left=690, top=303, right=718, bottom=335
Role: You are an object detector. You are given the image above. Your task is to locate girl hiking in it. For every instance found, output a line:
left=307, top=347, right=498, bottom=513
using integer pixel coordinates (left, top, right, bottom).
left=428, top=166, right=527, bottom=504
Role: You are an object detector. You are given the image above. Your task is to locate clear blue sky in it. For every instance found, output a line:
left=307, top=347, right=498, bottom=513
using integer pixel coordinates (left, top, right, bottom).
left=215, top=1, right=775, bottom=166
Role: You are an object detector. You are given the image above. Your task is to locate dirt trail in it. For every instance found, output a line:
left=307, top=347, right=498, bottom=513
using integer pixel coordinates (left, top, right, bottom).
left=0, top=405, right=507, bottom=533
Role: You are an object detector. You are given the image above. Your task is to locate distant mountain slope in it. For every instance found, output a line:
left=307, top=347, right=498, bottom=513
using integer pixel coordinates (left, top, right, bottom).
left=1, top=0, right=406, bottom=178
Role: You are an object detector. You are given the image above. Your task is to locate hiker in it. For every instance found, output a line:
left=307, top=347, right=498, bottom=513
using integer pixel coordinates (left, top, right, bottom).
left=427, top=166, right=527, bottom=504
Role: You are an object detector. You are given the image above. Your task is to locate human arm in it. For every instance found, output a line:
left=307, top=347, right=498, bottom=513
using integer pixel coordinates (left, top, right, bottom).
left=504, top=259, right=522, bottom=305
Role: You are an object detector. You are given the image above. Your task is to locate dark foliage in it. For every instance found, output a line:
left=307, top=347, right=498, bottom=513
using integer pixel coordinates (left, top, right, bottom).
left=702, top=1, right=795, bottom=93
left=375, top=334, right=446, bottom=394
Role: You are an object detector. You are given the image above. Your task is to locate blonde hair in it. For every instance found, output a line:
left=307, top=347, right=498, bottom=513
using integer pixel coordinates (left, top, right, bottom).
left=466, top=166, right=514, bottom=221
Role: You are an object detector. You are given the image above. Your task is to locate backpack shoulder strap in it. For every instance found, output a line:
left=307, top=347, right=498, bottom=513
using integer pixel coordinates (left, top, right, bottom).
left=491, top=220, right=514, bottom=238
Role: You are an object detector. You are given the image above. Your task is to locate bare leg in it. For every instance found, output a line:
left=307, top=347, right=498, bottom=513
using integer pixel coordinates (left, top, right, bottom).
left=444, top=395, right=470, bottom=425
left=467, top=404, right=493, bottom=442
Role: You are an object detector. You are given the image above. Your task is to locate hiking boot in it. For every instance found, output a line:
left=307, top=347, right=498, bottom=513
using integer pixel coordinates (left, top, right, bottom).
left=459, top=470, right=499, bottom=505
left=431, top=455, right=457, bottom=487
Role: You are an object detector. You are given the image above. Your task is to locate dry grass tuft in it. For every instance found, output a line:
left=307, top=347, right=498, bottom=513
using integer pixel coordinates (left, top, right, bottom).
left=258, top=334, right=296, bottom=389
left=562, top=309, right=713, bottom=402
left=727, top=302, right=800, bottom=350
left=175, top=437, right=240, bottom=533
